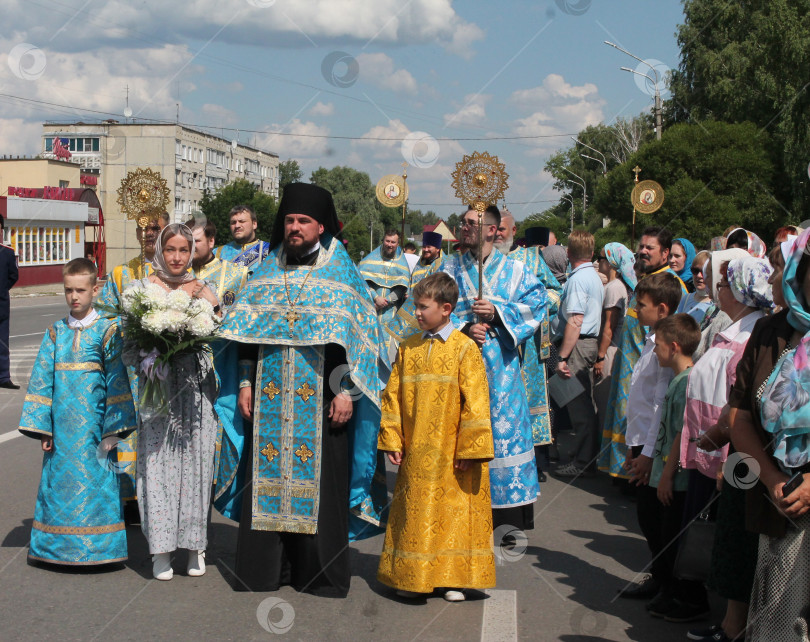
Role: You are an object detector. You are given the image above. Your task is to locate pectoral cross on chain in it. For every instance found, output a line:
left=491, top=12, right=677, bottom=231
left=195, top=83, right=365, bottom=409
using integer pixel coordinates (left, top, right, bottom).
left=285, top=308, right=300, bottom=337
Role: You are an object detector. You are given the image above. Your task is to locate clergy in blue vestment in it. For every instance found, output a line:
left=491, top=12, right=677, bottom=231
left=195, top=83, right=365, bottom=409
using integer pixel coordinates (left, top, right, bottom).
left=213, top=204, right=271, bottom=274
left=441, top=205, right=546, bottom=533
left=187, top=217, right=249, bottom=503
left=19, top=258, right=136, bottom=566
left=96, top=216, right=162, bottom=506
left=509, top=227, right=562, bottom=448
left=215, top=183, right=387, bottom=597
left=357, top=231, right=412, bottom=339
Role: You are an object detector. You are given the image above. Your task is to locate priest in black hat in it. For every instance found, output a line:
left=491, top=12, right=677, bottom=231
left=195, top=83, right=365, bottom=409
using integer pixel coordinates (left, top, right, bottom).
left=214, top=183, right=387, bottom=597
left=410, top=230, right=444, bottom=284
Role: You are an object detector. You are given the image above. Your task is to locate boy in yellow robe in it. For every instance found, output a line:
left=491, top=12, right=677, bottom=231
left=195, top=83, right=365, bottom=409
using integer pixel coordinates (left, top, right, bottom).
left=377, top=272, right=495, bottom=602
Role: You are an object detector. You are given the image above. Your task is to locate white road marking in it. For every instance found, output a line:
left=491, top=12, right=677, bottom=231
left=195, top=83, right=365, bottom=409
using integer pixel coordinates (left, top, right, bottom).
left=481, top=589, right=517, bottom=642
left=9, top=332, right=45, bottom=339
left=0, top=430, right=22, bottom=444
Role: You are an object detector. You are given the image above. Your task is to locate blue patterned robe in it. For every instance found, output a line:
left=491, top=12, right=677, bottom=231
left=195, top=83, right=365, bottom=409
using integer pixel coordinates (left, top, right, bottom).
left=215, top=239, right=272, bottom=273
left=357, top=245, right=412, bottom=339
left=215, top=235, right=387, bottom=540
left=193, top=257, right=249, bottom=500
left=96, top=256, right=153, bottom=501
left=441, top=249, right=546, bottom=508
left=18, top=317, right=136, bottom=565
left=510, top=246, right=561, bottom=446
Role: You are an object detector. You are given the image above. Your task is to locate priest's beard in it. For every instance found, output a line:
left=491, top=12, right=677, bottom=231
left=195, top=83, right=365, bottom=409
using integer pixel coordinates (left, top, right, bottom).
left=494, top=236, right=513, bottom=255
left=284, top=237, right=318, bottom=259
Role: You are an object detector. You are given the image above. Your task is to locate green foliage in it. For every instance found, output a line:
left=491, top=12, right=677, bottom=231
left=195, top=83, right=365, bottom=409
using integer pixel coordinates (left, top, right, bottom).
left=199, top=179, right=277, bottom=245
left=593, top=121, right=782, bottom=249
left=669, top=0, right=810, bottom=214
left=278, top=159, right=303, bottom=198
left=544, top=116, right=655, bottom=227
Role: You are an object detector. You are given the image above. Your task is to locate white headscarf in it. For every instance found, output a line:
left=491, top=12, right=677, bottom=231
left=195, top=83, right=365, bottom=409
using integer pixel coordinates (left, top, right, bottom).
left=152, top=223, right=196, bottom=284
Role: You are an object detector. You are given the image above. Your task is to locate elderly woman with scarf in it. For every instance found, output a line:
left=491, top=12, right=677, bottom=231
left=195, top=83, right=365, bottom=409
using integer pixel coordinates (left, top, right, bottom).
left=124, top=223, right=221, bottom=581
left=730, top=229, right=810, bottom=641
left=672, top=257, right=774, bottom=635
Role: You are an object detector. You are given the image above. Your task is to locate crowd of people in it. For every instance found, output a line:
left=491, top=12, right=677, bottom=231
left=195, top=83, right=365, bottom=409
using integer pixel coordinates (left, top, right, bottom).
left=13, top=181, right=810, bottom=640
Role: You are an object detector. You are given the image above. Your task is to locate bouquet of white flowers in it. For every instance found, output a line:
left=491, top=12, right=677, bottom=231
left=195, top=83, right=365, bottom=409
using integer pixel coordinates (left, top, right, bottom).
left=97, top=282, right=220, bottom=414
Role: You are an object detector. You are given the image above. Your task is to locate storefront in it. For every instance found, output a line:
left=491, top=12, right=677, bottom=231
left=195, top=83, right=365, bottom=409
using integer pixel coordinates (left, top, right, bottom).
left=0, top=193, right=90, bottom=286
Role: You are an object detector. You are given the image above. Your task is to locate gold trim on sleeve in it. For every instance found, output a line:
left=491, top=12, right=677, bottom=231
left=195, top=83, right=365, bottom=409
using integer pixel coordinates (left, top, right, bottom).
left=24, top=394, right=52, bottom=406
left=55, top=362, right=103, bottom=372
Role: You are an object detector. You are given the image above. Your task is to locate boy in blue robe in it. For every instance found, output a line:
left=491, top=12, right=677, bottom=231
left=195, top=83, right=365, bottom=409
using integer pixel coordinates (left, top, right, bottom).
left=19, top=258, right=136, bottom=566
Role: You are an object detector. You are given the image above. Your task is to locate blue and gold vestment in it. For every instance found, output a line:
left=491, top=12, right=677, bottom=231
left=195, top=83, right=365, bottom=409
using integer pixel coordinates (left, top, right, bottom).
left=96, top=255, right=153, bottom=501
left=509, top=246, right=562, bottom=446
left=441, top=249, right=546, bottom=508
left=19, top=317, right=136, bottom=565
left=357, top=245, right=412, bottom=339
left=215, top=239, right=271, bottom=273
left=215, top=235, right=387, bottom=540
left=194, top=256, right=248, bottom=489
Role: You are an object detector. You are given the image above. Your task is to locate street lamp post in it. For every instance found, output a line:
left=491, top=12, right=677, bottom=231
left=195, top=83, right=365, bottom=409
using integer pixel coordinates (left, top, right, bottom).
left=560, top=194, right=575, bottom=232
left=605, top=41, right=663, bottom=140
left=572, top=137, right=607, bottom=175
left=562, top=167, right=587, bottom=224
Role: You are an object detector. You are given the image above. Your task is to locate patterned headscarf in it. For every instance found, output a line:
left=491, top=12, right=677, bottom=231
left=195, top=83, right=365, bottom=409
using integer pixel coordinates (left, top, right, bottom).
left=759, top=228, right=810, bottom=469
left=604, top=242, right=637, bottom=291
left=726, top=227, right=767, bottom=258
left=672, top=238, right=696, bottom=286
left=726, top=257, right=774, bottom=310
left=152, top=223, right=196, bottom=284
left=708, top=248, right=749, bottom=302
left=542, top=245, right=568, bottom=284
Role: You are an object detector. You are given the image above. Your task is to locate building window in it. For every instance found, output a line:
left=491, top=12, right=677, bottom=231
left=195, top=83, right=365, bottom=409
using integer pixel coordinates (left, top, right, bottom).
left=44, top=137, right=53, bottom=152
left=6, top=226, right=70, bottom=266
left=59, top=180, right=69, bottom=188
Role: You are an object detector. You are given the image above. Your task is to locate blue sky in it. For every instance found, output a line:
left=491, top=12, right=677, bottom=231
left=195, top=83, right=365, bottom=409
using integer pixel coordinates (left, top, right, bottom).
left=0, top=0, right=686, bottom=221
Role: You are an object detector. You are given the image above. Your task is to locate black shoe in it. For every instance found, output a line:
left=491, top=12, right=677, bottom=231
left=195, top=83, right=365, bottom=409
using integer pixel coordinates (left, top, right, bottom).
left=687, top=625, right=731, bottom=641
left=664, top=600, right=711, bottom=623
left=549, top=443, right=560, bottom=463
left=647, top=592, right=679, bottom=618
left=617, top=575, right=660, bottom=599
left=538, top=470, right=547, bottom=482
left=123, top=501, right=140, bottom=526
left=0, top=380, right=20, bottom=389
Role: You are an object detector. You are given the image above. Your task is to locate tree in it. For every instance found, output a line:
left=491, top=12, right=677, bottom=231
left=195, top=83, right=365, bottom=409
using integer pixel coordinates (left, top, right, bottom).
left=310, top=166, right=382, bottom=261
left=668, top=0, right=810, bottom=214
left=278, top=159, right=303, bottom=199
left=544, top=116, right=655, bottom=228
left=593, top=121, right=782, bottom=249
left=199, top=179, right=277, bottom=245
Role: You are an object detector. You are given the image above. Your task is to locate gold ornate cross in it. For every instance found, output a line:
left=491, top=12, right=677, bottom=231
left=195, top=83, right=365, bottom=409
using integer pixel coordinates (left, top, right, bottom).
left=262, top=381, right=280, bottom=400
left=285, top=308, right=301, bottom=337
left=296, top=382, right=315, bottom=402
left=261, top=442, right=279, bottom=463
left=295, top=443, right=314, bottom=464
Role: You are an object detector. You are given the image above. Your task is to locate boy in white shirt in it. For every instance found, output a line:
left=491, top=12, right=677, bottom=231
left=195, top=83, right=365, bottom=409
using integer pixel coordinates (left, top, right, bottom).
left=617, top=271, right=683, bottom=601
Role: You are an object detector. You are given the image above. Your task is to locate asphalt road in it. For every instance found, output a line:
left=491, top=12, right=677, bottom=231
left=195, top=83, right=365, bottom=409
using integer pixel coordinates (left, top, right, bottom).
left=0, top=296, right=712, bottom=641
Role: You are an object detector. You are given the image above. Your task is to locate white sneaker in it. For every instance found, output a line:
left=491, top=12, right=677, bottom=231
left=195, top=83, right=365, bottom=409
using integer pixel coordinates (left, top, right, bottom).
left=443, top=589, right=466, bottom=602
left=187, top=550, right=206, bottom=577
left=152, top=553, right=173, bottom=581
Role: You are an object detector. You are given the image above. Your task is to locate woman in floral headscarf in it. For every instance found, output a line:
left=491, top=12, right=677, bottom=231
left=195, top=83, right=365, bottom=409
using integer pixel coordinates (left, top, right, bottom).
left=730, top=229, right=810, bottom=641
left=676, top=257, right=774, bottom=635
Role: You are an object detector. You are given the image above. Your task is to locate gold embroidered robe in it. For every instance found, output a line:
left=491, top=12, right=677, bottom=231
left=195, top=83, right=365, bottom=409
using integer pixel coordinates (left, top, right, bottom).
left=377, top=329, right=495, bottom=592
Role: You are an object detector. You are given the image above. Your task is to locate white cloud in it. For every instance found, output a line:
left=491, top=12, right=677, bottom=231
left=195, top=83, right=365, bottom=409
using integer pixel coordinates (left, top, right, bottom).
left=257, top=118, right=331, bottom=159
left=201, top=103, right=238, bottom=125
left=2, top=0, right=483, bottom=58
left=510, top=74, right=605, bottom=156
left=356, top=53, right=418, bottom=95
left=309, top=101, right=334, bottom=117
left=443, top=94, right=491, bottom=128
left=0, top=118, right=42, bottom=159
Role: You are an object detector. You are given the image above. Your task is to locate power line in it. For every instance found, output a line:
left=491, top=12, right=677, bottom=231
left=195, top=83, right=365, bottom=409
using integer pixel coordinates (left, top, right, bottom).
left=0, top=92, right=577, bottom=142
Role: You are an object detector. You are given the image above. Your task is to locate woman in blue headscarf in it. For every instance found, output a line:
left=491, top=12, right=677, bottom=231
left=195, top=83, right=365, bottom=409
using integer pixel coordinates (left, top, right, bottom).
left=730, top=229, right=810, bottom=640
left=669, top=238, right=696, bottom=291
